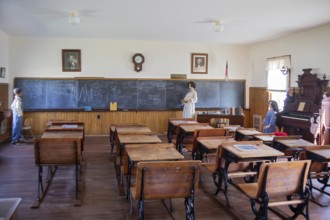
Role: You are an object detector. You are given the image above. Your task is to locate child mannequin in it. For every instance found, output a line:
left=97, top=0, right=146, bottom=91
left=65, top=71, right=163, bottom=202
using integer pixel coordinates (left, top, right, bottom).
left=11, top=88, right=24, bottom=145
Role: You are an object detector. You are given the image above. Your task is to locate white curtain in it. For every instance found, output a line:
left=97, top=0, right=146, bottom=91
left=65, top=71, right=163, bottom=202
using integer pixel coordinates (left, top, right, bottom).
left=266, top=55, right=291, bottom=70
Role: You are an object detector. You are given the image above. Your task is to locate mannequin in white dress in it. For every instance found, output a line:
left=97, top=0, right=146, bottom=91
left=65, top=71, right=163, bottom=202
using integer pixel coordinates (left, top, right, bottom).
left=182, top=81, right=198, bottom=118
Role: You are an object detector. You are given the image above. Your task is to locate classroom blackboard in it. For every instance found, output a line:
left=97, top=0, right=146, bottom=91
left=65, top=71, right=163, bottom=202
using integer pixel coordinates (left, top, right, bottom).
left=14, top=78, right=245, bottom=111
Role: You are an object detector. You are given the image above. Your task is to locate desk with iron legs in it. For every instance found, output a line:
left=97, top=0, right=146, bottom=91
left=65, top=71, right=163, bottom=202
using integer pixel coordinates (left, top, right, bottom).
left=177, top=124, right=213, bottom=153
left=217, top=142, right=284, bottom=206
left=195, top=136, right=235, bottom=161
left=306, top=146, right=330, bottom=206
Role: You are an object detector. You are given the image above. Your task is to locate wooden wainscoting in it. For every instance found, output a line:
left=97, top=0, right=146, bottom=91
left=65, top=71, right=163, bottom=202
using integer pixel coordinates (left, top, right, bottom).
left=24, top=109, right=252, bottom=136
left=24, top=111, right=183, bottom=135
left=0, top=83, right=10, bottom=142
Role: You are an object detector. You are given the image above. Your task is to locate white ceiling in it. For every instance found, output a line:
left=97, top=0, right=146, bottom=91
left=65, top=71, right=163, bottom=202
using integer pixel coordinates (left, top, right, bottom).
left=1, top=0, right=330, bottom=45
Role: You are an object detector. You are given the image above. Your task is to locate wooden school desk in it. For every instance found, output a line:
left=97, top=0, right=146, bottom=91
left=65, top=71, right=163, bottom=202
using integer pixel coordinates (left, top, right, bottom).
left=116, top=133, right=161, bottom=174
left=195, top=136, right=235, bottom=161
left=31, top=137, right=83, bottom=208
left=305, top=145, right=330, bottom=206
left=177, top=124, right=213, bottom=153
left=110, top=124, right=151, bottom=153
left=253, top=133, right=275, bottom=145
left=273, top=138, right=315, bottom=160
left=125, top=143, right=184, bottom=198
left=166, top=118, right=198, bottom=143
left=217, top=141, right=284, bottom=206
left=235, top=128, right=262, bottom=141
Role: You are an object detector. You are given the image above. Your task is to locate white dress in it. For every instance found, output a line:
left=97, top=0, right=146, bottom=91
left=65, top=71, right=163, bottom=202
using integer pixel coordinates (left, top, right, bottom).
left=182, top=90, right=198, bottom=118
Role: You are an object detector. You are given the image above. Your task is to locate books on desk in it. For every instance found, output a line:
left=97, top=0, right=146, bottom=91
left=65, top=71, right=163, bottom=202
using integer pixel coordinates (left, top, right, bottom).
left=62, top=124, right=78, bottom=128
left=233, top=144, right=258, bottom=151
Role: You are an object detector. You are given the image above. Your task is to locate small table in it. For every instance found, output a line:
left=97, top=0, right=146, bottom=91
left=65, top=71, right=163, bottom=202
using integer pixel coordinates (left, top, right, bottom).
left=177, top=124, right=213, bottom=153
left=167, top=119, right=198, bottom=143
left=235, top=128, right=262, bottom=141
left=125, top=143, right=184, bottom=198
left=218, top=142, right=284, bottom=206
left=195, top=136, right=236, bottom=161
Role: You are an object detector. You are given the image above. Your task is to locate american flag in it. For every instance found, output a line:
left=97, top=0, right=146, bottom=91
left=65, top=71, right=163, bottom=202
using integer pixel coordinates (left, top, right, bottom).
left=225, top=59, right=228, bottom=80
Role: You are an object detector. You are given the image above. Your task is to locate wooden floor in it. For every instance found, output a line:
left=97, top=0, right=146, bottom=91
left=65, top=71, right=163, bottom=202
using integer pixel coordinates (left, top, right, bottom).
left=1, top=136, right=330, bottom=220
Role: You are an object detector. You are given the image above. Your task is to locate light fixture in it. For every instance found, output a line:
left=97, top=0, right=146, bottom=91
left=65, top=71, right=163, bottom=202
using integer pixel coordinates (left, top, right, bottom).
left=213, top=20, right=224, bottom=32
left=69, top=11, right=80, bottom=25
left=280, top=66, right=290, bottom=75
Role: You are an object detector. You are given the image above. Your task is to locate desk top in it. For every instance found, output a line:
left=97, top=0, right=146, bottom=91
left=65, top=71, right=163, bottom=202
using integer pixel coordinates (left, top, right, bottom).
left=237, top=129, right=262, bottom=136
left=115, top=126, right=151, bottom=133
left=179, top=124, right=213, bottom=133
left=276, top=139, right=315, bottom=148
left=306, top=146, right=330, bottom=160
left=170, top=120, right=198, bottom=126
left=41, top=130, right=83, bottom=139
left=222, top=142, right=284, bottom=159
left=110, top=124, right=149, bottom=132
left=253, top=134, right=275, bottom=142
left=222, top=125, right=241, bottom=132
left=118, top=133, right=161, bottom=145
left=197, top=137, right=236, bottom=151
left=45, top=124, right=84, bottom=131
left=126, top=144, right=183, bottom=162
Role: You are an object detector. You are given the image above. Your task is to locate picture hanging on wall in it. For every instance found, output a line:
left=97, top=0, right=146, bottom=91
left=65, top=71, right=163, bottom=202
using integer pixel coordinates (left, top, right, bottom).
left=191, top=53, right=208, bottom=74
left=62, top=49, right=81, bottom=72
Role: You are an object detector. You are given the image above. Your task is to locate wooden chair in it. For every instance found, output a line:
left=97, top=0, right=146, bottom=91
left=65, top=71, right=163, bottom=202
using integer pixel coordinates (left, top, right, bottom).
left=31, top=138, right=83, bottom=208
left=272, top=135, right=303, bottom=160
left=130, top=160, right=201, bottom=220
left=188, top=128, right=229, bottom=160
left=238, top=160, right=311, bottom=220
left=204, top=142, right=259, bottom=206
left=22, top=117, right=34, bottom=139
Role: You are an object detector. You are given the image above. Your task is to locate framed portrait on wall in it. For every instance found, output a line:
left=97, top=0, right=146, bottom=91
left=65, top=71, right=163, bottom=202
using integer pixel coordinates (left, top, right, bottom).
left=191, top=53, right=208, bottom=74
left=62, top=49, right=81, bottom=72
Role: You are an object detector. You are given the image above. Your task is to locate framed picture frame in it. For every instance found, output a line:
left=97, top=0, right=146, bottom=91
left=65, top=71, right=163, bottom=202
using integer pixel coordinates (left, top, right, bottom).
left=191, top=53, right=208, bottom=74
left=0, top=67, right=6, bottom=78
left=62, top=49, right=81, bottom=72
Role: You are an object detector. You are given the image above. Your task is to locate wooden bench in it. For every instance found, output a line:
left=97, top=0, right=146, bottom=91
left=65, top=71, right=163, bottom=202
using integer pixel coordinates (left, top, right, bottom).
left=31, top=138, right=83, bottom=208
left=130, top=160, right=201, bottom=220
left=238, top=160, right=311, bottom=219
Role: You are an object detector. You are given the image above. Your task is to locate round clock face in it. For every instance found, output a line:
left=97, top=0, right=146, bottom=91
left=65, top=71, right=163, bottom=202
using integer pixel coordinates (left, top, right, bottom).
left=133, top=54, right=144, bottom=64
left=134, top=55, right=143, bottom=64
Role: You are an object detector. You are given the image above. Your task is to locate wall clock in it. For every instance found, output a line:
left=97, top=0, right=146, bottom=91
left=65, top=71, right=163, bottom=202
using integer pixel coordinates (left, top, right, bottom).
left=132, top=53, right=145, bottom=72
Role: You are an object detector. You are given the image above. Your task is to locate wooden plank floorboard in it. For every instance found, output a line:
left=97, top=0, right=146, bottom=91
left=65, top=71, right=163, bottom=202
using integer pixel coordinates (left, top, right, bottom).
left=0, top=136, right=330, bottom=219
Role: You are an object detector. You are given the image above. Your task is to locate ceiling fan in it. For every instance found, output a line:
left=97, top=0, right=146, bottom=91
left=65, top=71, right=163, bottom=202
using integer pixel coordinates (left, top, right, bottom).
left=194, top=18, right=225, bottom=32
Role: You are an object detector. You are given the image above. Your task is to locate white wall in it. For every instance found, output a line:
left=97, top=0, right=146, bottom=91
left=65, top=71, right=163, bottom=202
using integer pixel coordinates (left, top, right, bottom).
left=9, top=37, right=249, bottom=80
left=8, top=36, right=249, bottom=105
left=0, top=30, right=9, bottom=84
left=249, top=24, right=330, bottom=88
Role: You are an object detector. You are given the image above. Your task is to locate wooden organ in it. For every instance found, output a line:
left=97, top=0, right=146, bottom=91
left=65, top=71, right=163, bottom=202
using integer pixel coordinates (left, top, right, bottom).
left=276, top=68, right=328, bottom=143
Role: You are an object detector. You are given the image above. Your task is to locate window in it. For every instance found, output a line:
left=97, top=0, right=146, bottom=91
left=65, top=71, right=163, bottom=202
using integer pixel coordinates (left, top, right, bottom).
left=266, top=55, right=291, bottom=111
